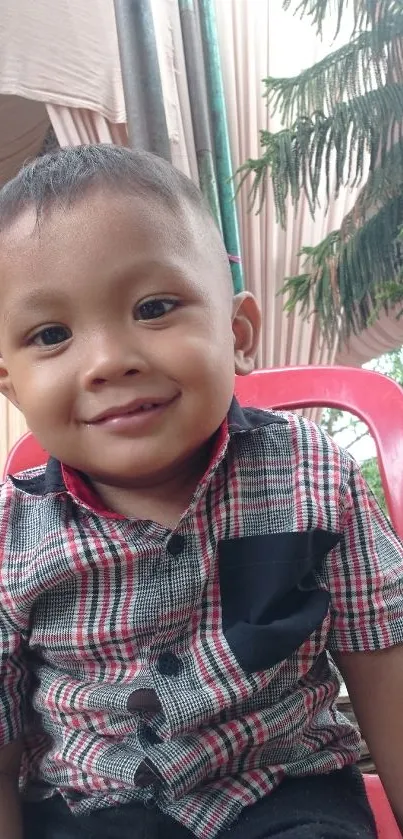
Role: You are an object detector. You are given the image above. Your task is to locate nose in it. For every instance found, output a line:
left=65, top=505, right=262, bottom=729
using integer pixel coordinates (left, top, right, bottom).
left=80, top=332, right=144, bottom=389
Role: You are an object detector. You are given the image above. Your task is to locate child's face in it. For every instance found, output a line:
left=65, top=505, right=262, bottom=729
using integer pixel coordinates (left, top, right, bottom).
left=0, top=189, right=260, bottom=489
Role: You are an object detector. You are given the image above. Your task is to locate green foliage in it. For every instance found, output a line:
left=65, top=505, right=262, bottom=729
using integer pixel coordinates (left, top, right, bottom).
left=238, top=88, right=403, bottom=228
left=367, top=344, right=403, bottom=383
left=266, top=25, right=403, bottom=126
left=283, top=0, right=381, bottom=39
left=283, top=193, right=403, bottom=340
left=237, top=0, right=403, bottom=341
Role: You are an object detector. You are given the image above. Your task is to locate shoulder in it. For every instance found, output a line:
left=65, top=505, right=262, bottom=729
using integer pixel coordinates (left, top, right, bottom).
left=278, top=410, right=350, bottom=460
left=243, top=406, right=353, bottom=477
left=0, top=465, right=49, bottom=536
left=0, top=463, right=49, bottom=497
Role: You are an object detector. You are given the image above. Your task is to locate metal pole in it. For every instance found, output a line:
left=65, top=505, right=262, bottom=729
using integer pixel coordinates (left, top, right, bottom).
left=113, top=0, right=171, bottom=159
left=179, top=0, right=222, bottom=230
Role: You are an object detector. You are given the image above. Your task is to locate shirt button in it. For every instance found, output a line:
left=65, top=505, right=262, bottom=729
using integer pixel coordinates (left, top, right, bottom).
left=166, top=534, right=185, bottom=556
left=127, top=689, right=162, bottom=713
left=135, top=761, right=158, bottom=788
left=143, top=725, right=162, bottom=746
left=156, top=651, right=182, bottom=676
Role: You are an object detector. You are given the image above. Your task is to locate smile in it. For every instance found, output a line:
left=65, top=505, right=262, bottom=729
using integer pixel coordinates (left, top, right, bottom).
left=87, top=396, right=178, bottom=428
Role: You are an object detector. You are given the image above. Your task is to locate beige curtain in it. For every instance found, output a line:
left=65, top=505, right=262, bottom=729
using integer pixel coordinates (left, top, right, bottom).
left=46, top=105, right=128, bottom=147
left=337, top=306, right=403, bottom=365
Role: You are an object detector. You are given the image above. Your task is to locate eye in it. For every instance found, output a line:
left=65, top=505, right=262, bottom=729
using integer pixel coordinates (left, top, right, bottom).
left=30, top=325, right=72, bottom=347
left=134, top=298, right=178, bottom=321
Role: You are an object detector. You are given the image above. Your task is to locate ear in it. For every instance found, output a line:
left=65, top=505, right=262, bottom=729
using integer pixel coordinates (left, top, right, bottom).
left=0, top=356, right=20, bottom=409
left=232, top=292, right=261, bottom=376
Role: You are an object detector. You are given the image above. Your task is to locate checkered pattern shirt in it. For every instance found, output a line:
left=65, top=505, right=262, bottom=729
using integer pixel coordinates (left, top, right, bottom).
left=1, top=401, right=403, bottom=838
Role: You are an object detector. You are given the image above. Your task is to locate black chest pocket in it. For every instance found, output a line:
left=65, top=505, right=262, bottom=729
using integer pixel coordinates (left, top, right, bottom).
left=218, top=530, right=340, bottom=673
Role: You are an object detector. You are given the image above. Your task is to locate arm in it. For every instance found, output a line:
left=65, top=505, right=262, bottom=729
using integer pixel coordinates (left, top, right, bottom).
left=0, top=739, right=23, bottom=839
left=0, top=613, right=31, bottom=839
left=336, top=645, right=403, bottom=834
left=0, top=484, right=34, bottom=838
left=314, top=440, right=403, bottom=831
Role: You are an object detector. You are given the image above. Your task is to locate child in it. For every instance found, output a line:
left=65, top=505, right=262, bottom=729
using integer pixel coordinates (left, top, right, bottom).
left=0, top=145, right=402, bottom=839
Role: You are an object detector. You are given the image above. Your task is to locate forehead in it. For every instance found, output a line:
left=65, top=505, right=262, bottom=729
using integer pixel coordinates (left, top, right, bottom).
left=0, top=189, right=229, bottom=304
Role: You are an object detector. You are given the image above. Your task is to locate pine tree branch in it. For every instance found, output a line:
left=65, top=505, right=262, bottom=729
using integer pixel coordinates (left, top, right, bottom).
left=331, top=421, right=362, bottom=436
left=236, top=84, right=403, bottom=227
left=344, top=429, right=369, bottom=451
left=282, top=194, right=403, bottom=340
left=282, top=230, right=342, bottom=341
left=341, top=139, right=403, bottom=231
left=282, top=0, right=376, bottom=38
left=266, top=7, right=403, bottom=124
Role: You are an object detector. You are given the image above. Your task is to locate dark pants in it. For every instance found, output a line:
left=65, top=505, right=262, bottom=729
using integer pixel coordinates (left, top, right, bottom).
left=23, top=766, right=377, bottom=839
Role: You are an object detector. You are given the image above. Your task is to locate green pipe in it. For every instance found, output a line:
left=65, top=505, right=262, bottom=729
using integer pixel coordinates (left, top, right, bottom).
left=178, top=0, right=222, bottom=232
left=198, top=0, right=243, bottom=292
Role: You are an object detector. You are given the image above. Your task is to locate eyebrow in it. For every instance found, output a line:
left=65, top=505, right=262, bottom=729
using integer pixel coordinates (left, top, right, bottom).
left=2, top=290, right=69, bottom=324
left=1, top=258, right=201, bottom=325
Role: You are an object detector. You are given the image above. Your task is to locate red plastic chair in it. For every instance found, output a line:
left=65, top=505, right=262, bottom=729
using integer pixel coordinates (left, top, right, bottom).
left=235, top=366, right=403, bottom=541
left=235, top=366, right=402, bottom=838
left=2, top=366, right=402, bottom=837
left=363, top=774, right=400, bottom=839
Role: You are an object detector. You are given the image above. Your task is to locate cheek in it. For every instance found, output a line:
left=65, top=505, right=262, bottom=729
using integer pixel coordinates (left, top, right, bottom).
left=153, top=318, right=234, bottom=374
left=163, top=332, right=235, bottom=419
left=157, top=323, right=236, bottom=408
left=11, top=360, right=72, bottom=423
left=164, top=340, right=234, bottom=397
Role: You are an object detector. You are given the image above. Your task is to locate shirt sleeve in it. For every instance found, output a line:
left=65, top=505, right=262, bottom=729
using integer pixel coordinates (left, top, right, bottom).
left=0, top=607, right=30, bottom=748
left=319, top=453, right=403, bottom=653
left=0, top=478, right=32, bottom=748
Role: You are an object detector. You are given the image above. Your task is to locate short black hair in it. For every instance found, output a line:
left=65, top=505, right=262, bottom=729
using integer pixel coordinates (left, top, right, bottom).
left=0, top=144, right=211, bottom=229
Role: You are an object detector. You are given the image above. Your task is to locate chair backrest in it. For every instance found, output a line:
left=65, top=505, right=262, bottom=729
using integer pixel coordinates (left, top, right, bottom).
left=235, top=366, right=403, bottom=540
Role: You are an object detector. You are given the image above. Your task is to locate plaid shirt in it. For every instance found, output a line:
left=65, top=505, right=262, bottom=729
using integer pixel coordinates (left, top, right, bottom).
left=1, top=400, right=403, bottom=838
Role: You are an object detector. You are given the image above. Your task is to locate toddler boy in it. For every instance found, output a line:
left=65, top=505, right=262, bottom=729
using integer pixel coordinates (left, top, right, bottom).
left=0, top=145, right=402, bottom=839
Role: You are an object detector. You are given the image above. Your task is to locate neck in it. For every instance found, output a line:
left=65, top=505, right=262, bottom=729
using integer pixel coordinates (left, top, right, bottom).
left=91, top=445, right=212, bottom=528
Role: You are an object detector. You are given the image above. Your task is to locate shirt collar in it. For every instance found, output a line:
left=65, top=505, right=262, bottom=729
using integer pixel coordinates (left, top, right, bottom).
left=10, top=397, right=285, bottom=506
left=227, top=396, right=284, bottom=434
left=11, top=454, right=64, bottom=496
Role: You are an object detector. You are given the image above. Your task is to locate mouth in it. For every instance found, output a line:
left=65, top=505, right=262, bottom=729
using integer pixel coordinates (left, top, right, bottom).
left=88, top=396, right=177, bottom=424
